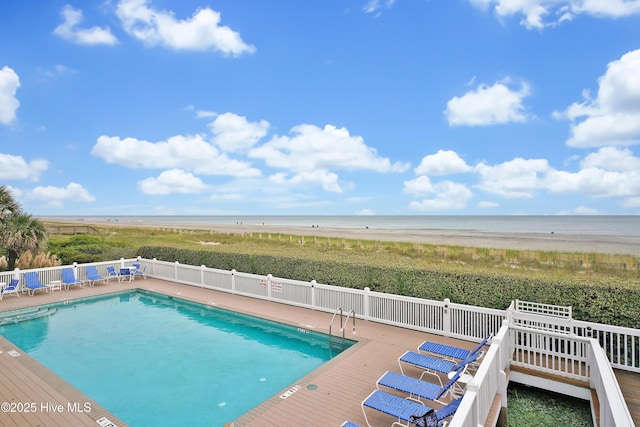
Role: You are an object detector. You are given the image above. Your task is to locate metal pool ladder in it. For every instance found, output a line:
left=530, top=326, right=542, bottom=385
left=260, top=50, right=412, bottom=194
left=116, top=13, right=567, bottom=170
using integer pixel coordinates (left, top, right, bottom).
left=329, top=307, right=356, bottom=355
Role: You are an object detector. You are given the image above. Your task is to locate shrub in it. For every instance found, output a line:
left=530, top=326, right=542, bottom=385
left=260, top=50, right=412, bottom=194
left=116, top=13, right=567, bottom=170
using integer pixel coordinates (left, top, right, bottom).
left=47, top=235, right=126, bottom=264
left=137, top=246, right=640, bottom=328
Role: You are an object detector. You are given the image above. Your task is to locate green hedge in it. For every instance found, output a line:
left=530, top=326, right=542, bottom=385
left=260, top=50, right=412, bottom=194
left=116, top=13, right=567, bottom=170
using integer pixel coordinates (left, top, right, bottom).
left=138, top=246, right=640, bottom=328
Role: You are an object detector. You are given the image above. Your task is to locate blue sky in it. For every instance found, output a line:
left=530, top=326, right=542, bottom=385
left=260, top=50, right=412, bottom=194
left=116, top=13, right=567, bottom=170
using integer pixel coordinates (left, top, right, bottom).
left=1, top=0, right=640, bottom=216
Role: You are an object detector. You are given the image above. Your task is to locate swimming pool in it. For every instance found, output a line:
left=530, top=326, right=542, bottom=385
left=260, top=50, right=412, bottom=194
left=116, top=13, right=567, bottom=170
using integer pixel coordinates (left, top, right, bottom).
left=0, top=290, right=353, bottom=426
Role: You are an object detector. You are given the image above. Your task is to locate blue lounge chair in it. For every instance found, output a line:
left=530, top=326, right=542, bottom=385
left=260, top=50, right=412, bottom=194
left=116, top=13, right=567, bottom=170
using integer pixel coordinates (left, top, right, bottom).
left=376, top=370, right=462, bottom=404
left=61, top=267, right=85, bottom=290
left=418, top=334, right=492, bottom=362
left=24, top=272, right=50, bottom=296
left=106, top=266, right=119, bottom=281
left=341, top=422, right=362, bottom=427
left=0, top=279, right=20, bottom=299
left=361, top=389, right=462, bottom=427
left=85, top=266, right=108, bottom=286
left=398, top=351, right=477, bottom=385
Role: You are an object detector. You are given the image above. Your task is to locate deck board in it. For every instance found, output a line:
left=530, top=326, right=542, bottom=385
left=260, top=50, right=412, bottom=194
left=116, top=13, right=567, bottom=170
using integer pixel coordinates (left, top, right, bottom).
left=615, top=369, right=640, bottom=426
left=0, top=278, right=638, bottom=426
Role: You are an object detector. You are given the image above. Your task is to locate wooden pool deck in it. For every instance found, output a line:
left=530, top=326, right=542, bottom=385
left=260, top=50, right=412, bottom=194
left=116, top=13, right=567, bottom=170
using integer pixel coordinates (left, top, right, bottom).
left=0, top=278, right=638, bottom=426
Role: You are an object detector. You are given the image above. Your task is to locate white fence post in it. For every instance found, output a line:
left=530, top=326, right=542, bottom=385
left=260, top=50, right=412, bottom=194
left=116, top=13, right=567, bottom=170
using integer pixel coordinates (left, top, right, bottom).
left=443, top=298, right=451, bottom=334
left=507, top=300, right=515, bottom=325
left=231, top=269, right=236, bottom=293
left=200, top=265, right=205, bottom=286
left=267, top=274, right=273, bottom=300
left=495, top=326, right=509, bottom=415
left=466, top=381, right=480, bottom=426
left=174, top=261, right=179, bottom=280
left=13, top=268, right=21, bottom=292
left=364, top=287, right=370, bottom=319
left=311, top=280, right=316, bottom=309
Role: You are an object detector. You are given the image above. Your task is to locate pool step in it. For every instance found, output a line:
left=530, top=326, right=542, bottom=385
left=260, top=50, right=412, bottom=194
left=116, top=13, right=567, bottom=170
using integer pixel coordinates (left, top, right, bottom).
left=329, top=334, right=347, bottom=353
left=0, top=307, right=59, bottom=325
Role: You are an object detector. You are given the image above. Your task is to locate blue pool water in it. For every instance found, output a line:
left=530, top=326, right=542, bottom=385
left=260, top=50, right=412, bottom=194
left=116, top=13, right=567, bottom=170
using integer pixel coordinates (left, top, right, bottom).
left=0, top=291, right=351, bottom=426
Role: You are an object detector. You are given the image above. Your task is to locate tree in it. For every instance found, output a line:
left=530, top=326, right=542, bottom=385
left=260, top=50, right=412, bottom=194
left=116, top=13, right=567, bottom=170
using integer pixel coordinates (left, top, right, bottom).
left=1, top=212, right=48, bottom=271
left=0, top=185, right=19, bottom=220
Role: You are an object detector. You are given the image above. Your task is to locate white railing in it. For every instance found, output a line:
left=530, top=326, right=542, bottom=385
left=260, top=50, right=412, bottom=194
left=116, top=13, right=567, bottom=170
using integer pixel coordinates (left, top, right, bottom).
left=511, top=324, right=590, bottom=381
left=574, top=321, right=640, bottom=373
left=516, top=299, right=572, bottom=318
left=146, top=259, right=504, bottom=342
left=589, top=338, right=636, bottom=427
left=449, top=321, right=511, bottom=427
left=450, top=323, right=634, bottom=427
left=4, top=257, right=639, bottom=427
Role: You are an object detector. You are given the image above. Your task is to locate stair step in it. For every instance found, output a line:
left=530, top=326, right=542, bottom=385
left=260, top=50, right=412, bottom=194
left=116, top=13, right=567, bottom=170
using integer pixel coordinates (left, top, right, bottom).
left=0, top=308, right=58, bottom=326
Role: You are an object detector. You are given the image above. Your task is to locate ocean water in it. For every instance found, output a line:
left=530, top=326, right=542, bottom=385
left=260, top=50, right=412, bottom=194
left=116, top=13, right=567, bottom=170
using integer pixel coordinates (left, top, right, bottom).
left=44, top=215, right=640, bottom=236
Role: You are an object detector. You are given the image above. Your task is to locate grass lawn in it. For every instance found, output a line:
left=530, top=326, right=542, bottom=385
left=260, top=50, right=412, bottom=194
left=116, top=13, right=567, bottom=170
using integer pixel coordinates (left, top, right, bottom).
left=507, top=384, right=592, bottom=427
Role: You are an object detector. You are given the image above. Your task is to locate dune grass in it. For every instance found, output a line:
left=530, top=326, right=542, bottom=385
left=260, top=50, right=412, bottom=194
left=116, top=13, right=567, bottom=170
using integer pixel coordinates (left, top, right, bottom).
left=46, top=223, right=640, bottom=290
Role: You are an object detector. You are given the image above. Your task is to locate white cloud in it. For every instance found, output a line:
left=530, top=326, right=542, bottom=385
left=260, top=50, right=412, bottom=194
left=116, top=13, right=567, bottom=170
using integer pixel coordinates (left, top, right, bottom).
left=250, top=124, right=409, bottom=173
left=0, top=66, right=20, bottom=125
left=565, top=113, right=640, bottom=147
left=558, top=49, right=640, bottom=147
left=92, top=116, right=411, bottom=198
left=0, top=154, right=48, bottom=181
left=36, top=64, right=77, bottom=79
left=209, top=112, right=269, bottom=152
left=53, top=5, right=118, bottom=46
left=28, top=183, right=95, bottom=203
left=405, top=179, right=473, bottom=211
left=196, top=110, right=217, bottom=119
left=545, top=168, right=640, bottom=197
left=248, top=123, right=408, bottom=192
left=268, top=170, right=344, bottom=193
left=116, top=0, right=255, bottom=56
left=622, top=197, right=640, bottom=208
left=414, top=150, right=472, bottom=175
left=138, top=169, right=207, bottom=195
left=581, top=147, right=640, bottom=171
left=405, top=147, right=640, bottom=209
left=91, top=134, right=261, bottom=177
left=557, top=206, right=600, bottom=215
left=403, top=175, right=434, bottom=196
left=445, top=80, right=531, bottom=126
left=469, top=0, right=640, bottom=29
left=363, top=0, right=397, bottom=14
left=475, top=157, right=551, bottom=198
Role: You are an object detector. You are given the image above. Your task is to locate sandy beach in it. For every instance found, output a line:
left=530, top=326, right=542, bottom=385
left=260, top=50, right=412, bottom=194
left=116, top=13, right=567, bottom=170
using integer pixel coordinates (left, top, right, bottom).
left=56, top=218, right=640, bottom=256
